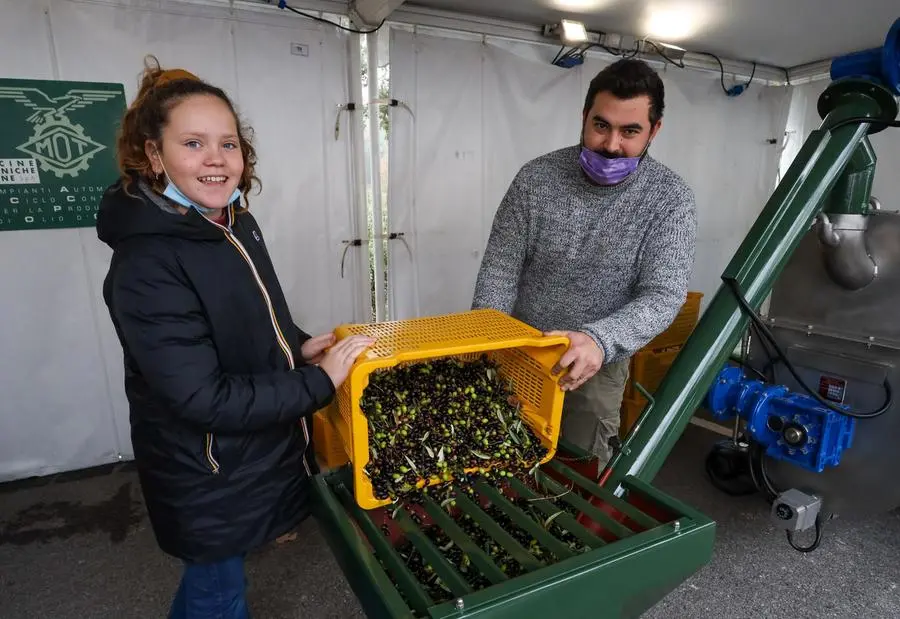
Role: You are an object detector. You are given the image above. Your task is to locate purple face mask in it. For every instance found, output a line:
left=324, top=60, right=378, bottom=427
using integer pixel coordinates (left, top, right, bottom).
left=579, top=147, right=642, bottom=185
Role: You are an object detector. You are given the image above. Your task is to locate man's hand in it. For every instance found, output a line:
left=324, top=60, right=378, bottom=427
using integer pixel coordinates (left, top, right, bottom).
left=545, top=330, right=605, bottom=392
left=301, top=333, right=336, bottom=365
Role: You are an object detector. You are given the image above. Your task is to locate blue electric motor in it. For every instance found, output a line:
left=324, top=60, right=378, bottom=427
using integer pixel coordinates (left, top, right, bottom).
left=830, top=16, right=900, bottom=95
left=705, top=366, right=856, bottom=473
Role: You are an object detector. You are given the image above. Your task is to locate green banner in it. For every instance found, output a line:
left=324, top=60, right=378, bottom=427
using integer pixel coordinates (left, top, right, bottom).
left=0, top=78, right=126, bottom=232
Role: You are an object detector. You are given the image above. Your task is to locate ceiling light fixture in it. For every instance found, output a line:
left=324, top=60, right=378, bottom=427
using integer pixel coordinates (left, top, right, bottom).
left=561, top=19, right=588, bottom=43
left=653, top=41, right=687, bottom=62
left=543, top=19, right=590, bottom=44
left=549, top=0, right=608, bottom=11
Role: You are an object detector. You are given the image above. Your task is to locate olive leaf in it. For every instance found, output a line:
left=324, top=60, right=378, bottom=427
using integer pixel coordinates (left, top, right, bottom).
left=543, top=511, right=564, bottom=529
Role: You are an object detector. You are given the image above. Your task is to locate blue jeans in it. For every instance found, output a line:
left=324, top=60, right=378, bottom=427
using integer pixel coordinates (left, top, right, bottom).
left=168, top=555, right=250, bottom=619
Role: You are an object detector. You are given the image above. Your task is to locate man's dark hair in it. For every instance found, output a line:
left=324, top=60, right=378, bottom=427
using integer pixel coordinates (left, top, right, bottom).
left=582, top=59, right=665, bottom=126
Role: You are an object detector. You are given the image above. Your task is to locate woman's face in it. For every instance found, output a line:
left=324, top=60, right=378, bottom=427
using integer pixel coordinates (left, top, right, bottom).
left=146, top=94, right=244, bottom=211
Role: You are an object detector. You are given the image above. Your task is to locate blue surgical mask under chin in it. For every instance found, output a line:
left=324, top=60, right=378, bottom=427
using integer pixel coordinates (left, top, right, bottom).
left=161, top=175, right=241, bottom=216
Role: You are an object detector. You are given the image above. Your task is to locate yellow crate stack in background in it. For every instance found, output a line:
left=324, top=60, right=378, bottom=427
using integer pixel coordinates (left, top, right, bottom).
left=620, top=291, right=703, bottom=437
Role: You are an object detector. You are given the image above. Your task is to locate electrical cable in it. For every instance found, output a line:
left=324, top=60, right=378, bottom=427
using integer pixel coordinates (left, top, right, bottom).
left=746, top=61, right=758, bottom=87
left=552, top=45, right=566, bottom=65
left=693, top=51, right=730, bottom=95
left=749, top=320, right=779, bottom=382
left=753, top=439, right=826, bottom=552
left=691, top=52, right=757, bottom=96
left=786, top=513, right=824, bottom=553
left=644, top=40, right=685, bottom=68
left=728, top=355, right=769, bottom=382
left=756, top=447, right=781, bottom=500
left=276, top=1, right=384, bottom=34
left=723, top=276, right=893, bottom=419
left=746, top=442, right=770, bottom=500
left=553, top=44, right=592, bottom=67
left=704, top=446, right=758, bottom=496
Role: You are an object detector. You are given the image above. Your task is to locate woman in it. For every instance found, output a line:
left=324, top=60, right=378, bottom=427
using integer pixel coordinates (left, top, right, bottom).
left=96, top=58, right=373, bottom=618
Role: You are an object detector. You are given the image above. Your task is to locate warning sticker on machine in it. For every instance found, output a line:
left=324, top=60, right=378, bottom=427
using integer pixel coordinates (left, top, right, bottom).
left=818, top=376, right=846, bottom=403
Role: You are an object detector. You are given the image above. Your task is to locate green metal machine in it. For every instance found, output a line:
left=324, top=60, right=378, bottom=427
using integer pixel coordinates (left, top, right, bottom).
left=314, top=442, right=716, bottom=618
left=312, top=19, right=900, bottom=618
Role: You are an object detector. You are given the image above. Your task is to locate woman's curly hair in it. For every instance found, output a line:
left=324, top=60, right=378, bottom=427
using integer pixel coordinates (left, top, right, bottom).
left=117, top=56, right=260, bottom=209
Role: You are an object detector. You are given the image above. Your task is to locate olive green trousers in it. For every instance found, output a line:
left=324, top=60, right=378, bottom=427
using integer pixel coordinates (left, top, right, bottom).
left=559, top=359, right=630, bottom=471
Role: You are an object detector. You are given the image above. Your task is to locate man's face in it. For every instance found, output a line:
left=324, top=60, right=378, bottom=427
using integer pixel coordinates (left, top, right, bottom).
left=581, top=91, right=662, bottom=158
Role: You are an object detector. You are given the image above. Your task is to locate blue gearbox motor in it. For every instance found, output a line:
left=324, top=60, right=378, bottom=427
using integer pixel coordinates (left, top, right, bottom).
left=830, top=16, right=900, bottom=96
left=705, top=366, right=856, bottom=473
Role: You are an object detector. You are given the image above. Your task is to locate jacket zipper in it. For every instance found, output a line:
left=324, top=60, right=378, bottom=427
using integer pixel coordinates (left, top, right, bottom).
left=211, top=208, right=314, bottom=477
left=205, top=432, right=220, bottom=474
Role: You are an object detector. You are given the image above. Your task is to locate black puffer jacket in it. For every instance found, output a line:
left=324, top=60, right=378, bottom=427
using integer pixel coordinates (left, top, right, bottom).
left=97, top=179, right=335, bottom=563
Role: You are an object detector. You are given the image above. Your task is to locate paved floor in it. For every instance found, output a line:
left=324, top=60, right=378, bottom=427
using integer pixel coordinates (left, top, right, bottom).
left=2, top=424, right=899, bottom=618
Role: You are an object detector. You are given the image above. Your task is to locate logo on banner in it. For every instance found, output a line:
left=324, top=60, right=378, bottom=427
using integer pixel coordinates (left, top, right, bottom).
left=0, top=87, right=119, bottom=179
left=0, top=78, right=125, bottom=232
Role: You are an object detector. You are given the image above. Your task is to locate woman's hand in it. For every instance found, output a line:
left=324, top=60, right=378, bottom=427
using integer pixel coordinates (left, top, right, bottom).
left=301, top=333, right=336, bottom=364
left=318, top=335, right=375, bottom=389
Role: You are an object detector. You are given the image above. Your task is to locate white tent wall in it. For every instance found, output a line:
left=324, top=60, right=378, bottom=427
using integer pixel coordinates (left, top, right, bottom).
left=0, top=0, right=363, bottom=482
left=387, top=28, right=793, bottom=320
left=386, top=29, right=585, bottom=320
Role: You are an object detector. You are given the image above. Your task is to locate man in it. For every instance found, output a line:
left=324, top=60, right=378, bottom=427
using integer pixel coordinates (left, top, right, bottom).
left=472, top=58, right=697, bottom=470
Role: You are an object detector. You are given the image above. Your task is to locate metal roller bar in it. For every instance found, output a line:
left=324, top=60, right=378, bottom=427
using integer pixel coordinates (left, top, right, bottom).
left=451, top=491, right=546, bottom=572
left=333, top=484, right=435, bottom=614
left=537, top=472, right=636, bottom=539
left=506, top=477, right=607, bottom=549
left=420, top=495, right=509, bottom=585
left=473, top=480, right=577, bottom=561
left=393, top=508, right=474, bottom=597
left=315, top=478, right=422, bottom=618
left=545, top=461, right=660, bottom=529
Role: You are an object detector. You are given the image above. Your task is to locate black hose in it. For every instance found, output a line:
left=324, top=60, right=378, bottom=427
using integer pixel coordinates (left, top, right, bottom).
left=728, top=355, right=768, bottom=382
left=749, top=320, right=780, bottom=381
left=704, top=445, right=758, bottom=497
left=748, top=442, right=778, bottom=503
left=723, top=277, right=893, bottom=419
left=787, top=514, right=824, bottom=552
left=756, top=447, right=781, bottom=500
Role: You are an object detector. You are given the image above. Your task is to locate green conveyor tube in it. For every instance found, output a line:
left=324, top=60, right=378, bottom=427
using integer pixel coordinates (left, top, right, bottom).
left=603, top=78, right=899, bottom=492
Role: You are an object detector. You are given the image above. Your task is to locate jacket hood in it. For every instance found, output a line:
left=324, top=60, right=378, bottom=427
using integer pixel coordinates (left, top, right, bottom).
left=96, top=178, right=225, bottom=248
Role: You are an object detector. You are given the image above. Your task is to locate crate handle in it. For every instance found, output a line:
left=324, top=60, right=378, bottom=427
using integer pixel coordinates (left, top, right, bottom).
left=348, top=334, right=571, bottom=366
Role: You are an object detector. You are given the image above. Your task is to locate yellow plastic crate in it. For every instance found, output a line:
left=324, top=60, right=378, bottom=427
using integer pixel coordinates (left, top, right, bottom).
left=312, top=410, right=350, bottom=469
left=322, top=309, right=570, bottom=510
left=626, top=345, right=683, bottom=406
left=644, top=291, right=703, bottom=350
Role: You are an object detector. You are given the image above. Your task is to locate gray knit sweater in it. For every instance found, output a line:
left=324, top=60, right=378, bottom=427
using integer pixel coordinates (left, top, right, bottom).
left=472, top=145, right=697, bottom=364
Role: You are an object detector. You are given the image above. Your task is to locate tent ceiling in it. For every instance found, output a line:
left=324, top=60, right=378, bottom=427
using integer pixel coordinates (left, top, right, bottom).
left=402, top=0, right=896, bottom=68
